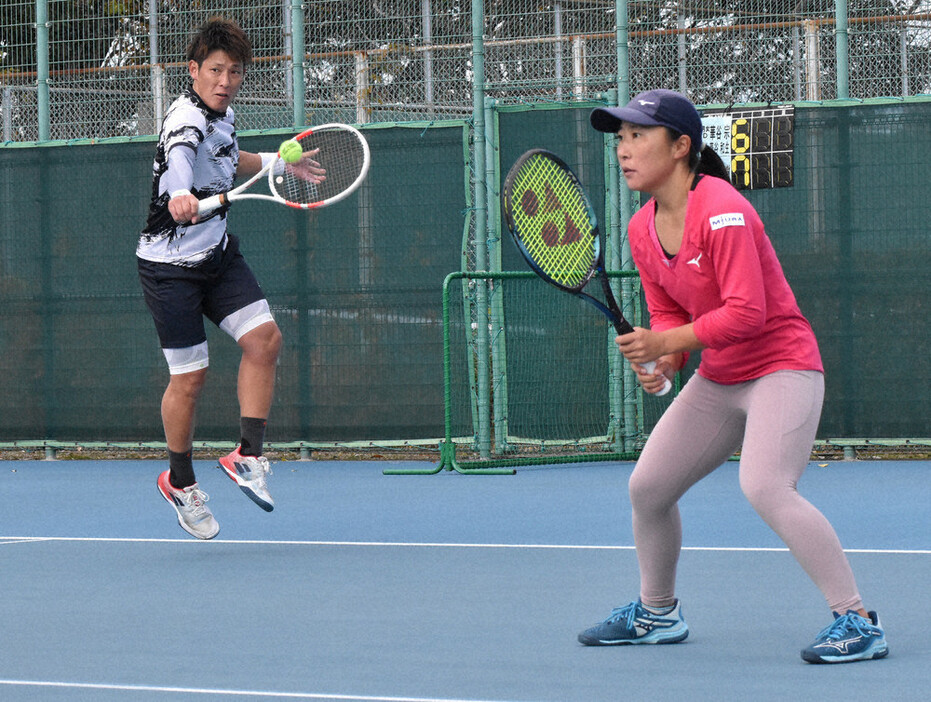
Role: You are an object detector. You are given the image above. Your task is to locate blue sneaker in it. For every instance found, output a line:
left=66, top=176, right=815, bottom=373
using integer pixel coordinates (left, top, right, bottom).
left=578, top=599, right=689, bottom=646
left=801, top=610, right=888, bottom=663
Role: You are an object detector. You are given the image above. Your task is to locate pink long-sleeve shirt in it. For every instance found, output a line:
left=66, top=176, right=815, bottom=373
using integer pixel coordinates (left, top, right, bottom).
left=628, top=175, right=823, bottom=384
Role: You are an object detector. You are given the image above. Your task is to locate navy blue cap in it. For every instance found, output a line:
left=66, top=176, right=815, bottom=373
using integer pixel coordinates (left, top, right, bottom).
left=590, top=89, right=703, bottom=153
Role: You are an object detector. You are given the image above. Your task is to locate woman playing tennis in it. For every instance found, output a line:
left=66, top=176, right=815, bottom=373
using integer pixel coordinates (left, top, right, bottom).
left=578, top=89, right=887, bottom=663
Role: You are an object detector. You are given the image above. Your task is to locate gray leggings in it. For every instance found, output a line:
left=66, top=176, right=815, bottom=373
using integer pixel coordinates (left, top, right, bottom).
left=630, top=370, right=863, bottom=613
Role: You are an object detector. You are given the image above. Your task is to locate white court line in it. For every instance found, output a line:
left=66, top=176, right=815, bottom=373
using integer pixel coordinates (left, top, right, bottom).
left=0, top=536, right=927, bottom=555
left=0, top=680, right=506, bottom=702
left=0, top=537, right=53, bottom=546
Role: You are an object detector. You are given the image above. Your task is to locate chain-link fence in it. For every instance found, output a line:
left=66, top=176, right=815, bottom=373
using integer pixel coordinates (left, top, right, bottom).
left=628, top=0, right=931, bottom=103
left=3, top=2, right=931, bottom=141
left=2, top=2, right=930, bottom=453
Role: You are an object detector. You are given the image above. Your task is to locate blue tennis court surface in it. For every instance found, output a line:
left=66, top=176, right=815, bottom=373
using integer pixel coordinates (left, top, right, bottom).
left=1, top=459, right=928, bottom=701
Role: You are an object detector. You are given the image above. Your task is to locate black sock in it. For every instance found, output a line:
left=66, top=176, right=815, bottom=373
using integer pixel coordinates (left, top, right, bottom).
left=168, top=449, right=196, bottom=489
left=239, top=417, right=267, bottom=457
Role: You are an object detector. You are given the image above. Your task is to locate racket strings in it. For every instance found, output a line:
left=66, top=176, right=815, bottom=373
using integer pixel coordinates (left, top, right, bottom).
left=273, top=128, right=366, bottom=205
left=509, top=156, right=596, bottom=289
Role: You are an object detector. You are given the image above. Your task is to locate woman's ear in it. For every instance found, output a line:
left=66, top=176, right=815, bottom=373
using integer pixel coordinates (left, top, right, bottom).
left=673, top=134, right=693, bottom=159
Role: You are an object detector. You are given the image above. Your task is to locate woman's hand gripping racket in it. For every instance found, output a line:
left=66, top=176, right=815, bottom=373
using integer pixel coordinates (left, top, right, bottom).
left=502, top=149, right=672, bottom=396
left=197, top=123, right=370, bottom=216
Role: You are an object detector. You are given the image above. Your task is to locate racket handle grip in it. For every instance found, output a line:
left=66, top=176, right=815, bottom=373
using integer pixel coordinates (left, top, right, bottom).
left=641, top=361, right=673, bottom=397
left=197, top=193, right=228, bottom=216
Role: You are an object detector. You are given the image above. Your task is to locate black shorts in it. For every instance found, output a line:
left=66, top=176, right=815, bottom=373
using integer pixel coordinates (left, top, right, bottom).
left=137, top=234, right=267, bottom=350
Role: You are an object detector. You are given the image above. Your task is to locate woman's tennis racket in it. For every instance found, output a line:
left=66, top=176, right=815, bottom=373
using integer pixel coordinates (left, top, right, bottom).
left=197, top=123, right=370, bottom=216
left=502, top=148, right=672, bottom=396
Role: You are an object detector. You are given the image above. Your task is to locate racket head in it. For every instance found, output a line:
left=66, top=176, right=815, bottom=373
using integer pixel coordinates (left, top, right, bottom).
left=269, top=123, right=371, bottom=209
left=502, top=149, right=601, bottom=293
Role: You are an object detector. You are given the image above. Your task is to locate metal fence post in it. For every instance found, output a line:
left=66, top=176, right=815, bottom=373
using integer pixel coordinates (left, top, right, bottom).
left=900, top=28, right=909, bottom=97
left=291, top=0, right=305, bottom=128
left=2, top=87, right=12, bottom=141
left=835, top=0, right=849, bottom=99
left=485, top=96, right=509, bottom=455
left=148, top=0, right=165, bottom=133
left=471, top=0, right=491, bottom=458
left=803, top=20, right=821, bottom=100
left=421, top=0, right=435, bottom=116
left=615, top=1, right=640, bottom=452
left=355, top=51, right=370, bottom=124
left=36, top=0, right=50, bottom=141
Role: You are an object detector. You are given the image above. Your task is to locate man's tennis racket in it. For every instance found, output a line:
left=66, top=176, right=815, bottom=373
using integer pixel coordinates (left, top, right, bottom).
left=197, top=123, right=370, bottom=216
left=502, top=148, right=672, bottom=396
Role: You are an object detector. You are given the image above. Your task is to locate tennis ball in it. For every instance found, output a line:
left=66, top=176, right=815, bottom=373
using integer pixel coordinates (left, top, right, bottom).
left=279, top=139, right=302, bottom=164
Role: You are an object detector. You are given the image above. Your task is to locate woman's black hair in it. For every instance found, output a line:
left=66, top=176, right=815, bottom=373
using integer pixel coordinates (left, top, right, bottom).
left=667, top=126, right=729, bottom=181
left=692, top=145, right=730, bottom=180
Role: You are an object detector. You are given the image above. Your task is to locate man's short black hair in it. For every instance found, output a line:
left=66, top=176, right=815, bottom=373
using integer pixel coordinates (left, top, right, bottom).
left=186, top=17, right=252, bottom=67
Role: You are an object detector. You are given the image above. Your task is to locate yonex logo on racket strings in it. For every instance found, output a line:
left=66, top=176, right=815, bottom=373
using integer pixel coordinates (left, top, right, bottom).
left=519, top=181, right=582, bottom=247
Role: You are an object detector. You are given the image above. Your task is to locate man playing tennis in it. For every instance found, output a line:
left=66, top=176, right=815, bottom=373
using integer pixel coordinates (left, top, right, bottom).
left=577, top=89, right=888, bottom=663
left=138, top=18, right=285, bottom=539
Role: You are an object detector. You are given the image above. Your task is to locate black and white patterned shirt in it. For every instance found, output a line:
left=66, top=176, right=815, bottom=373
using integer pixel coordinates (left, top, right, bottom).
left=138, top=86, right=239, bottom=266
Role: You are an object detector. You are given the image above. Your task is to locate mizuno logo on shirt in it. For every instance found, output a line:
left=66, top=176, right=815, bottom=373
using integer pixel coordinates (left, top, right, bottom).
left=709, top=212, right=745, bottom=230
left=686, top=252, right=702, bottom=268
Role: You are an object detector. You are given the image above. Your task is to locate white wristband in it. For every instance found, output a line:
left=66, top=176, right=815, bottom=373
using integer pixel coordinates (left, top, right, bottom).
left=259, top=152, right=285, bottom=175
left=169, top=189, right=192, bottom=200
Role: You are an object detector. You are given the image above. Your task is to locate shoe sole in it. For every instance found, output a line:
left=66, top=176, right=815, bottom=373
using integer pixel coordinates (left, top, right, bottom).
left=217, top=460, right=274, bottom=512
left=801, top=642, right=889, bottom=664
left=579, top=627, right=689, bottom=646
left=157, top=481, right=220, bottom=541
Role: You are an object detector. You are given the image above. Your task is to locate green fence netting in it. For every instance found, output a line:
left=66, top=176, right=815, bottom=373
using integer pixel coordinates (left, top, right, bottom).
left=1, top=101, right=929, bottom=448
